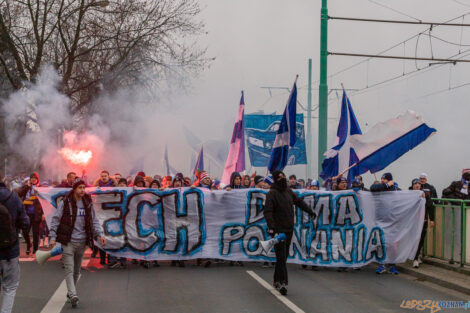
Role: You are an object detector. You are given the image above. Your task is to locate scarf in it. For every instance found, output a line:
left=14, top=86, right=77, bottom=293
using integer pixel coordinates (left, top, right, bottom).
left=461, top=178, right=469, bottom=195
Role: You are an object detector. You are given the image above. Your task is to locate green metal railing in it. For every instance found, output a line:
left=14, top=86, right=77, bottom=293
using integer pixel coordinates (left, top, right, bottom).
left=424, top=198, right=470, bottom=267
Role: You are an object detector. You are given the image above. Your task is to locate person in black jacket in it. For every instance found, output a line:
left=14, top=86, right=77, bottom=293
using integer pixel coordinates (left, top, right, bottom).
left=442, top=169, right=470, bottom=200
left=370, top=172, right=400, bottom=275
left=409, top=179, right=435, bottom=268
left=418, top=173, right=437, bottom=199
left=263, top=170, right=315, bottom=295
left=17, top=172, right=43, bottom=255
left=0, top=174, right=30, bottom=313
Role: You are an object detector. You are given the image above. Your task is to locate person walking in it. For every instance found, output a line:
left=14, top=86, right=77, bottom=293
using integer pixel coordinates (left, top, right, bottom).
left=263, top=170, right=315, bottom=295
left=0, top=174, right=30, bottom=313
left=49, top=179, right=106, bottom=308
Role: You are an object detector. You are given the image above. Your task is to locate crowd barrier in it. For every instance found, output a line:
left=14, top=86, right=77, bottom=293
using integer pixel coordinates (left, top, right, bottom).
left=424, top=199, right=470, bottom=267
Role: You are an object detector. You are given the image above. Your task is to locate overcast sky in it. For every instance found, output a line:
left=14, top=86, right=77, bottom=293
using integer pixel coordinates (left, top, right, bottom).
left=172, top=0, right=470, bottom=192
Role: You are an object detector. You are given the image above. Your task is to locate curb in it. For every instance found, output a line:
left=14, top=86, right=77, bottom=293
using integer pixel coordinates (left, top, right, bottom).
left=423, top=258, right=470, bottom=276
left=396, top=265, right=470, bottom=295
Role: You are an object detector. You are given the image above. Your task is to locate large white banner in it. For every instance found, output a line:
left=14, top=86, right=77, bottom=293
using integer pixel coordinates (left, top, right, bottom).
left=37, top=188, right=425, bottom=267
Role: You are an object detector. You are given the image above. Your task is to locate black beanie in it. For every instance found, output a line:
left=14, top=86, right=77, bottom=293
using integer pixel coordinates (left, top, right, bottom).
left=72, top=178, right=86, bottom=190
left=382, top=172, right=393, bottom=181
left=254, top=175, right=264, bottom=185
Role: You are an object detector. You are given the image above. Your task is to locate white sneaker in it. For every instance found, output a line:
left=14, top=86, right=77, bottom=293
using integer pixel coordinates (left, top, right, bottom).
left=413, top=260, right=419, bottom=268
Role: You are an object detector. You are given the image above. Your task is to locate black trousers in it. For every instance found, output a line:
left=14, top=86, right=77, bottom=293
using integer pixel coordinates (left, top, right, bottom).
left=274, top=231, right=293, bottom=285
left=414, top=220, right=428, bottom=260
left=23, top=213, right=40, bottom=253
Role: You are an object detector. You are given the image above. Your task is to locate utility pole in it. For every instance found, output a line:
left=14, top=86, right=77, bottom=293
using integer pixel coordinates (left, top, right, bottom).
left=318, top=0, right=328, bottom=180
left=307, top=59, right=312, bottom=179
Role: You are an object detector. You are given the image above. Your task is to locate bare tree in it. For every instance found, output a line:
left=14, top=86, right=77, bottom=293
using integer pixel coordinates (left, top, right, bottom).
left=0, top=0, right=209, bottom=112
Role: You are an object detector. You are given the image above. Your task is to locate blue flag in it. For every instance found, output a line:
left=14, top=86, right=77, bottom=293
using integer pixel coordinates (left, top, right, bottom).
left=321, top=91, right=362, bottom=183
left=267, top=79, right=297, bottom=173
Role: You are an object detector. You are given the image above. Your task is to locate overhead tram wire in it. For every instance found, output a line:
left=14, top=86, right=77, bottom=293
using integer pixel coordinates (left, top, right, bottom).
left=367, top=0, right=422, bottom=22
left=328, top=16, right=470, bottom=27
left=296, top=11, right=470, bottom=91
left=343, top=48, right=470, bottom=98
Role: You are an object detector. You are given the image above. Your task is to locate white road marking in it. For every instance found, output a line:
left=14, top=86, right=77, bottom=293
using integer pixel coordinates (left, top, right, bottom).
left=39, top=249, right=93, bottom=313
left=246, top=270, right=306, bottom=313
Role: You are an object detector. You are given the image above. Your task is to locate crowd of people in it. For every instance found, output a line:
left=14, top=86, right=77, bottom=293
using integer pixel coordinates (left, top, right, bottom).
left=1, top=167, right=469, bottom=311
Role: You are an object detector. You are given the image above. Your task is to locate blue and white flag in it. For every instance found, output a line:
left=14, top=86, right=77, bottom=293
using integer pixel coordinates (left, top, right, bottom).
left=321, top=95, right=436, bottom=180
left=351, top=110, right=436, bottom=175
left=267, top=78, right=298, bottom=173
left=321, top=91, right=362, bottom=182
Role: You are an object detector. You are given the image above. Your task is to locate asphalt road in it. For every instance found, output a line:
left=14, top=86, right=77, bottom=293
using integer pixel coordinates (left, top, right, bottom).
left=2, top=245, right=468, bottom=313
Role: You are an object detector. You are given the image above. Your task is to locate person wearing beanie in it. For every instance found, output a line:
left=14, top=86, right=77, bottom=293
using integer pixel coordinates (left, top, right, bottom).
left=254, top=175, right=266, bottom=189
left=442, top=169, right=470, bottom=200
left=149, top=180, right=162, bottom=189
left=194, top=171, right=213, bottom=190
left=336, top=177, right=349, bottom=191
left=49, top=179, right=106, bottom=308
left=17, top=172, right=44, bottom=255
left=307, top=180, right=320, bottom=191
left=370, top=172, right=401, bottom=192
left=409, top=178, right=435, bottom=268
left=370, top=172, right=400, bottom=275
left=117, top=178, right=128, bottom=187
left=133, top=175, right=146, bottom=188
left=264, top=176, right=274, bottom=187
left=264, top=170, right=315, bottom=295
left=418, top=173, right=437, bottom=199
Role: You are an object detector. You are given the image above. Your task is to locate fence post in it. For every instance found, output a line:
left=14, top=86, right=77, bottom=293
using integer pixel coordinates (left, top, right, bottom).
left=462, top=201, right=467, bottom=267
left=450, top=207, right=455, bottom=264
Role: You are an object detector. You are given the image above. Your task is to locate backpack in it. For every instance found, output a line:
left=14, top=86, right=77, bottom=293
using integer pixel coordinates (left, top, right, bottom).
left=0, top=192, right=16, bottom=249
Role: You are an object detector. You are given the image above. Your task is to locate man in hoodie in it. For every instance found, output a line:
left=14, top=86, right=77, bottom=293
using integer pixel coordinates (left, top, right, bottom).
left=17, top=172, right=43, bottom=255
left=49, top=179, right=106, bottom=308
left=0, top=174, right=30, bottom=313
left=264, top=170, right=315, bottom=295
left=370, top=172, right=400, bottom=275
left=225, top=172, right=244, bottom=190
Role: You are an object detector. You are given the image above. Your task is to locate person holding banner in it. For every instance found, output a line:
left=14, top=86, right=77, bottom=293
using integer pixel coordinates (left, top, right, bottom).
left=370, top=173, right=400, bottom=275
left=264, top=170, right=315, bottom=295
left=49, top=179, right=106, bottom=308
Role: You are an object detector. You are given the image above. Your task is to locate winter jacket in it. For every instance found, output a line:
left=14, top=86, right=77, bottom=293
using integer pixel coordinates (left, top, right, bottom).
left=421, top=183, right=438, bottom=199
left=0, top=183, right=30, bottom=260
left=17, top=184, right=43, bottom=223
left=370, top=182, right=401, bottom=192
left=264, top=188, right=314, bottom=233
left=442, top=180, right=470, bottom=200
left=409, top=187, right=435, bottom=222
